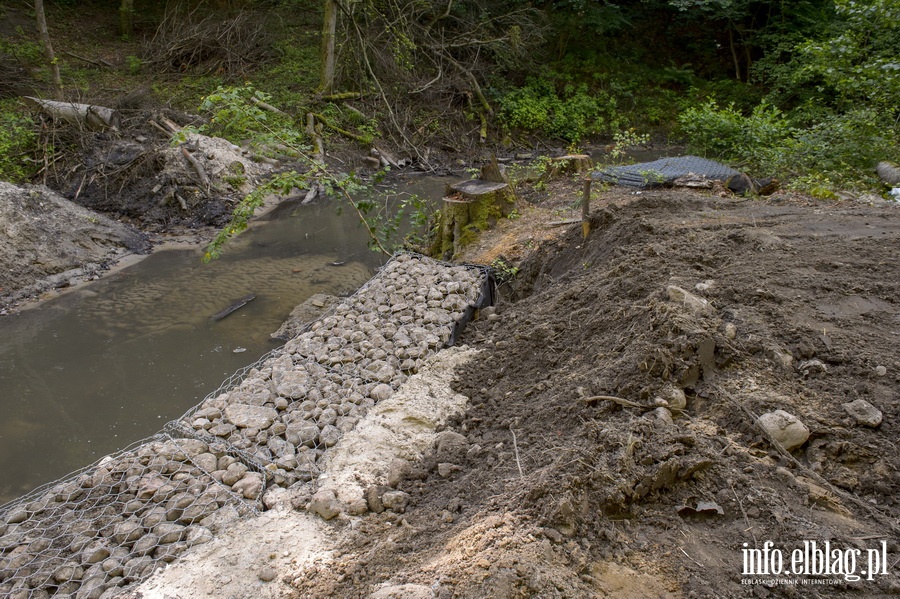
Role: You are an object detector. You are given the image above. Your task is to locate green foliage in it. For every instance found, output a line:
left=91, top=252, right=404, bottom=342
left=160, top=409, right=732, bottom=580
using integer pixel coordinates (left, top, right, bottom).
left=126, top=55, right=142, bottom=75
left=204, top=170, right=315, bottom=261
left=490, top=258, right=519, bottom=285
left=0, top=103, right=38, bottom=183
left=796, top=0, right=900, bottom=112
left=199, top=85, right=296, bottom=143
left=498, top=78, right=621, bottom=142
left=608, top=128, right=651, bottom=163
left=0, top=38, right=43, bottom=66
left=353, top=192, right=435, bottom=253
left=678, top=99, right=897, bottom=191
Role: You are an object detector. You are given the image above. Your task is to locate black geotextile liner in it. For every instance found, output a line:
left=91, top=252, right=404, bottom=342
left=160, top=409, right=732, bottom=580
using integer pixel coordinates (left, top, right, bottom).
left=592, top=155, right=742, bottom=188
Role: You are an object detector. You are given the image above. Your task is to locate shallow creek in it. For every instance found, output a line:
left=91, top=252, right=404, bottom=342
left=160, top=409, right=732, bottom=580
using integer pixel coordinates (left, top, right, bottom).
left=0, top=177, right=450, bottom=504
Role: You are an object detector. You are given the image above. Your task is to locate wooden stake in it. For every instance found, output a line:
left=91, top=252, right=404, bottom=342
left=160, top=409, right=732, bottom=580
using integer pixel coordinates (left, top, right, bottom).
left=582, top=177, right=591, bottom=238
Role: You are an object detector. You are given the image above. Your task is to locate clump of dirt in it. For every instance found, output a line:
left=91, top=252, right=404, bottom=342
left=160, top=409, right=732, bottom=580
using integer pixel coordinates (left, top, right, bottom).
left=0, top=181, right=149, bottom=309
left=287, top=185, right=900, bottom=598
left=44, top=114, right=274, bottom=233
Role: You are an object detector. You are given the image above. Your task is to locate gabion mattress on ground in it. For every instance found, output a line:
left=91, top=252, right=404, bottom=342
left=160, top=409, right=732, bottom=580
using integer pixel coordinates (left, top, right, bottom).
left=0, top=253, right=493, bottom=599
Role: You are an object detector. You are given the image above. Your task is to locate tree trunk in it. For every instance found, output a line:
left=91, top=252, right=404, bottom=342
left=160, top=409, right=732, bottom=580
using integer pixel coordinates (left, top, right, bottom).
left=119, top=0, right=134, bottom=37
left=319, top=0, right=338, bottom=94
left=34, top=0, right=62, bottom=98
left=432, top=176, right=515, bottom=259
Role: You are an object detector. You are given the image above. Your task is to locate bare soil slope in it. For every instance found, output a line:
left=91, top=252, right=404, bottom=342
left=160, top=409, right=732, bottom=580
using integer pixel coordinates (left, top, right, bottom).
left=0, top=182, right=149, bottom=309
left=288, top=188, right=900, bottom=598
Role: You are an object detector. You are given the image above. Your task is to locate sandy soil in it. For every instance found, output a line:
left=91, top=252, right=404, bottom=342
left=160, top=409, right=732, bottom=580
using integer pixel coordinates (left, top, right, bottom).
left=0, top=181, right=150, bottom=311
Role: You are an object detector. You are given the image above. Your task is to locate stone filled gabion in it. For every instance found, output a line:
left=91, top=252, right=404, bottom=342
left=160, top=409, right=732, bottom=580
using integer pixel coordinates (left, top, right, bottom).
left=0, top=436, right=257, bottom=599
left=180, top=253, right=488, bottom=488
left=0, top=253, right=491, bottom=597
left=285, top=254, right=483, bottom=385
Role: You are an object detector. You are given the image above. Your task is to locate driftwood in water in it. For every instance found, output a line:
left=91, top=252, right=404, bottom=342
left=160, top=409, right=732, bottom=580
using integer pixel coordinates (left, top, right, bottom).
left=25, top=97, right=121, bottom=130
left=210, top=294, right=256, bottom=322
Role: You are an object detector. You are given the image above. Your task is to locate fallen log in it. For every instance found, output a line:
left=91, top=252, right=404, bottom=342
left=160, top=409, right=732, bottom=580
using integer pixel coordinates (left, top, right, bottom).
left=24, top=97, right=121, bottom=130
left=210, top=294, right=256, bottom=322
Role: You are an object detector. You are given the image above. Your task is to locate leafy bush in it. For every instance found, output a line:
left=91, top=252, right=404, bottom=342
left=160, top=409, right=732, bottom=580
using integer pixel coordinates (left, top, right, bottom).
left=197, top=84, right=307, bottom=153
left=678, top=98, right=898, bottom=191
left=498, top=79, right=621, bottom=142
left=0, top=103, right=37, bottom=183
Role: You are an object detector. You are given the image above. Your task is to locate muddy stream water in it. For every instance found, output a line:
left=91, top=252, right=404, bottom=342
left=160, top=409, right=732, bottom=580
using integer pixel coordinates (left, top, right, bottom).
left=0, top=177, right=451, bottom=505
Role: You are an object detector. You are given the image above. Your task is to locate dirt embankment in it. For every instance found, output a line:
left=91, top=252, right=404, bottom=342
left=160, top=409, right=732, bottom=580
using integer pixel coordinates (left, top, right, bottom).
left=286, top=187, right=900, bottom=598
left=0, top=182, right=150, bottom=310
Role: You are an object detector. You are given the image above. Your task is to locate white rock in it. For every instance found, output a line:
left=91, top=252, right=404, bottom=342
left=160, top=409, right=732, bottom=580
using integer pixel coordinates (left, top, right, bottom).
left=666, top=285, right=712, bottom=314
left=842, top=399, right=882, bottom=428
left=224, top=404, right=278, bottom=429
left=758, top=410, right=809, bottom=450
left=308, top=489, right=341, bottom=520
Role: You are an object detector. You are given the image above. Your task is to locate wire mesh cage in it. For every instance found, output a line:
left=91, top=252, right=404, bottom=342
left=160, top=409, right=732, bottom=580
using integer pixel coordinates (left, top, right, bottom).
left=0, top=434, right=261, bottom=598
left=0, top=251, right=495, bottom=598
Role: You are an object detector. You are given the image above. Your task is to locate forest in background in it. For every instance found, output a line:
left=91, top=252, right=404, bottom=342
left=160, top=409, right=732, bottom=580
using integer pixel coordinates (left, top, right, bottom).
left=0, top=0, right=898, bottom=197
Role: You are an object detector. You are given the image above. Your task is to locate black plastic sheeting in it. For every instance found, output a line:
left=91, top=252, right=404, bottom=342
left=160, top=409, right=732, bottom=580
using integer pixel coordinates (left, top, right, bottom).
left=592, top=155, right=742, bottom=188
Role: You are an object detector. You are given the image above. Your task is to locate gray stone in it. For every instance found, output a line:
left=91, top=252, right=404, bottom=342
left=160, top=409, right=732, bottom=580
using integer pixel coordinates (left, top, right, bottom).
left=179, top=496, right=219, bottom=524
left=232, top=473, right=264, bottom=499
left=437, top=463, right=461, bottom=478
left=185, top=525, right=214, bottom=546
left=122, top=556, right=154, bottom=581
left=224, top=404, right=278, bottom=429
left=131, top=533, right=160, bottom=556
left=370, top=383, right=393, bottom=402
left=387, top=458, right=410, bottom=487
left=842, top=399, right=882, bottom=428
left=112, top=519, right=144, bottom=544
left=758, top=410, right=809, bottom=450
left=319, top=424, right=342, bottom=447
left=4, top=509, right=28, bottom=525
left=308, top=489, right=341, bottom=520
left=286, top=423, right=319, bottom=448
left=435, top=430, right=468, bottom=454
left=651, top=406, right=674, bottom=426
left=275, top=371, right=311, bottom=399
left=80, top=541, right=110, bottom=564
left=381, top=490, right=410, bottom=512
left=192, top=452, right=218, bottom=473
left=662, top=386, right=687, bottom=411
left=346, top=498, right=368, bottom=516
left=221, top=462, right=249, bottom=486
left=153, top=522, right=186, bottom=544
left=258, top=566, right=278, bottom=582
left=666, top=285, right=712, bottom=314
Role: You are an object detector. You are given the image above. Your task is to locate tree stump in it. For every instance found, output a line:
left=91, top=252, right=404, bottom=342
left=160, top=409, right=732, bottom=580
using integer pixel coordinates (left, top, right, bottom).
left=547, top=154, right=593, bottom=179
left=432, top=179, right=515, bottom=259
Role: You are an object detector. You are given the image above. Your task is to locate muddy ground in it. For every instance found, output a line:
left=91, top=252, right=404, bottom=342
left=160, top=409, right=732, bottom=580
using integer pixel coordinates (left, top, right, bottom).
left=284, top=182, right=900, bottom=598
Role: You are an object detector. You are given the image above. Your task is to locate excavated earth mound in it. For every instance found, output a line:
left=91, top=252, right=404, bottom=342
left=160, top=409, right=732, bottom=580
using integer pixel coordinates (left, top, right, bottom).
left=288, top=189, right=900, bottom=598
left=0, top=182, right=149, bottom=308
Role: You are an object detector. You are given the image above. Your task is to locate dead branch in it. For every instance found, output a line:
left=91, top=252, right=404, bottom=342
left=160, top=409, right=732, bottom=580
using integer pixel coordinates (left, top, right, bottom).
left=180, top=146, right=210, bottom=194
left=250, top=96, right=286, bottom=115
left=310, top=112, right=371, bottom=144
left=61, top=50, right=112, bottom=68
left=142, top=7, right=274, bottom=76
